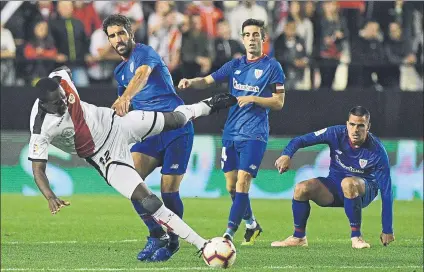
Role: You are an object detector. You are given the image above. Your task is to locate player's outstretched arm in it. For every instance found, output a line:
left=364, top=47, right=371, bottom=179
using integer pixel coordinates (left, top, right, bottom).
left=32, top=161, right=70, bottom=215
left=112, top=65, right=153, bottom=116
left=178, top=75, right=215, bottom=90
left=238, top=93, right=285, bottom=111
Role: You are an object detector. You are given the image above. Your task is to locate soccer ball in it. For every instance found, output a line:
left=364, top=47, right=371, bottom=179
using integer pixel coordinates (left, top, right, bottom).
left=202, top=237, right=237, bottom=268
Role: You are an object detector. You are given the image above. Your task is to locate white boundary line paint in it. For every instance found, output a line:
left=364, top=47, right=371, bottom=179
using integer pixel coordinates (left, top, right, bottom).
left=1, top=266, right=423, bottom=271
left=2, top=238, right=423, bottom=245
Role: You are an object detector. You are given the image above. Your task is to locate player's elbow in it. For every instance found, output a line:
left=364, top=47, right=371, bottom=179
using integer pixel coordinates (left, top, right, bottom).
left=272, top=98, right=284, bottom=111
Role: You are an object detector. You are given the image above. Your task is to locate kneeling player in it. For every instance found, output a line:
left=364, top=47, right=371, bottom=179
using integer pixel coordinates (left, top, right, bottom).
left=28, top=70, right=236, bottom=254
left=272, top=106, right=395, bottom=249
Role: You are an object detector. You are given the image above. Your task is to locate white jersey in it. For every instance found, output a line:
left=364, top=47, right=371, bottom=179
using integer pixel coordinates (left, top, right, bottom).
left=28, top=70, right=115, bottom=160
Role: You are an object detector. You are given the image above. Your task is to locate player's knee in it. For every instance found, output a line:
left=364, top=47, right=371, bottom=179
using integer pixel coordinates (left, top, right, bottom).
left=162, top=112, right=187, bottom=132
left=238, top=171, right=252, bottom=182
left=294, top=182, right=310, bottom=199
left=134, top=194, right=164, bottom=215
left=341, top=178, right=360, bottom=198
left=226, top=183, right=235, bottom=195
left=236, top=171, right=252, bottom=192
left=161, top=174, right=183, bottom=193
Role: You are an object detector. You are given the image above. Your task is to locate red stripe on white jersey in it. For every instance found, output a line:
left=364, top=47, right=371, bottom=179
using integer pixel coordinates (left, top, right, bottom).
left=60, top=79, right=95, bottom=157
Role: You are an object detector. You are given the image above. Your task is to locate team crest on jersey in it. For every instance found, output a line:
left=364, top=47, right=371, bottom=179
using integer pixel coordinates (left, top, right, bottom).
left=359, top=159, right=368, bottom=168
left=68, top=93, right=75, bottom=104
left=130, top=62, right=134, bottom=73
left=254, top=69, right=263, bottom=79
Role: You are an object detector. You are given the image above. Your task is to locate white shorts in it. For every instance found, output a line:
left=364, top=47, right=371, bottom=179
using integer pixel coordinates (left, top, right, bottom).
left=86, top=110, right=165, bottom=198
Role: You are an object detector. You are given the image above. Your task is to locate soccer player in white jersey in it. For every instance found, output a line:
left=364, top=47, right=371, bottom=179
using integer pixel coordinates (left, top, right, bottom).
left=28, top=67, right=236, bottom=255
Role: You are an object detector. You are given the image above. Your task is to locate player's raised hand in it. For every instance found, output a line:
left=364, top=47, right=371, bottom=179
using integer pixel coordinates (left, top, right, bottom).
left=380, top=233, right=395, bottom=246
left=47, top=197, right=70, bottom=215
left=275, top=155, right=291, bottom=174
left=112, top=96, right=131, bottom=117
left=237, top=96, right=256, bottom=107
left=178, top=78, right=191, bottom=89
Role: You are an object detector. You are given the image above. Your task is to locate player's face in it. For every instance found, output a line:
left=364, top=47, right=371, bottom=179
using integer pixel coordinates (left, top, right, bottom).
left=40, top=89, right=67, bottom=116
left=346, top=115, right=370, bottom=146
left=107, top=25, right=133, bottom=58
left=242, top=25, right=263, bottom=56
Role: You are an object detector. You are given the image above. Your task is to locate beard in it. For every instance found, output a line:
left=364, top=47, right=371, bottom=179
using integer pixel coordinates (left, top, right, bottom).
left=114, top=41, right=133, bottom=59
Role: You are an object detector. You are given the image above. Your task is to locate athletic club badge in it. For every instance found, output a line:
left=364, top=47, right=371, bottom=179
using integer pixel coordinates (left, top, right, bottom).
left=359, top=159, right=368, bottom=168
left=254, top=69, right=263, bottom=79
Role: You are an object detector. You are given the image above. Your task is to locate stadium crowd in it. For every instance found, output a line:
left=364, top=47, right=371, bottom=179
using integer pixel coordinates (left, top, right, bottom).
left=1, top=0, right=423, bottom=91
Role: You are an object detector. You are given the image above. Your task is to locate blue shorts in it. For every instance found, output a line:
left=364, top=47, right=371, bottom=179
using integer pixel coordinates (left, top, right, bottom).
left=318, top=176, right=379, bottom=208
left=221, top=140, right=267, bottom=178
left=130, top=123, right=194, bottom=175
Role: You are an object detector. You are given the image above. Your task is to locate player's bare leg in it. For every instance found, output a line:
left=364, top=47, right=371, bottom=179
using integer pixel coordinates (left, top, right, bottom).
left=271, top=178, right=334, bottom=247
left=341, top=177, right=370, bottom=249
left=224, top=171, right=262, bottom=246
left=108, top=164, right=207, bottom=251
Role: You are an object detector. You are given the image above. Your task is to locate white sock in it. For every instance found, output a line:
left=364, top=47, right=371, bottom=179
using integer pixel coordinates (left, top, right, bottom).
left=174, top=103, right=211, bottom=121
left=152, top=205, right=207, bottom=250
left=246, top=220, right=257, bottom=229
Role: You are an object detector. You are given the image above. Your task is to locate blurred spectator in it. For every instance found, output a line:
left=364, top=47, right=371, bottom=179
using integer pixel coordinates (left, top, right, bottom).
left=87, top=25, right=121, bottom=85
left=73, top=1, right=102, bottom=37
left=113, top=1, right=145, bottom=43
left=148, top=1, right=183, bottom=59
left=186, top=1, right=224, bottom=38
left=272, top=0, right=289, bottom=38
left=164, top=11, right=184, bottom=74
left=228, top=0, right=268, bottom=41
left=149, top=9, right=184, bottom=74
left=1, top=24, right=16, bottom=86
left=274, top=21, right=309, bottom=90
left=337, top=1, right=365, bottom=44
left=385, top=22, right=417, bottom=89
left=319, top=1, right=348, bottom=89
left=351, top=21, right=386, bottom=88
left=304, top=0, right=320, bottom=52
left=212, top=19, right=245, bottom=71
left=24, top=20, right=57, bottom=85
left=180, top=13, right=212, bottom=78
left=25, top=1, right=57, bottom=41
left=2, top=1, right=25, bottom=47
left=49, top=1, right=92, bottom=87
left=288, top=1, right=314, bottom=56
left=93, top=1, right=115, bottom=20
left=368, top=0, right=415, bottom=41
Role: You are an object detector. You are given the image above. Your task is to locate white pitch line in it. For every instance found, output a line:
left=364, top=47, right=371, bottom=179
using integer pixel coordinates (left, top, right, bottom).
left=1, top=266, right=423, bottom=271
left=2, top=238, right=422, bottom=245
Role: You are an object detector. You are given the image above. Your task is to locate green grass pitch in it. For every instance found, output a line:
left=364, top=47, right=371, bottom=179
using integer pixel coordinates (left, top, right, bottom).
left=1, top=195, right=423, bottom=271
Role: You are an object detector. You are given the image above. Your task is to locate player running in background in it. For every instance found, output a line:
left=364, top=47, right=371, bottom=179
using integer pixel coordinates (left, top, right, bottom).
left=102, top=14, right=195, bottom=261
left=272, top=106, right=395, bottom=249
left=178, top=19, right=286, bottom=244
left=28, top=70, right=235, bottom=256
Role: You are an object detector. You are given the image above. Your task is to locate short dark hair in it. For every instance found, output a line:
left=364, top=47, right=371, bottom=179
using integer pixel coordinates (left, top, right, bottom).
left=348, top=106, right=370, bottom=121
left=102, top=14, right=132, bottom=36
left=35, top=77, right=60, bottom=102
left=241, top=18, right=266, bottom=39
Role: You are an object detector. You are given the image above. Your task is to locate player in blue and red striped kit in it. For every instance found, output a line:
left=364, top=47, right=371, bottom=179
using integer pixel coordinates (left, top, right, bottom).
left=272, top=106, right=395, bottom=248
left=179, top=19, right=286, bottom=245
